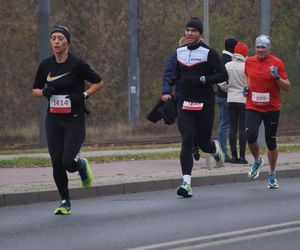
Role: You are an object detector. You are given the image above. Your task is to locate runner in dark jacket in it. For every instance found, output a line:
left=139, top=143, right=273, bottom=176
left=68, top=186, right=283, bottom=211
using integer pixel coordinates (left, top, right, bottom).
left=170, top=18, right=228, bottom=198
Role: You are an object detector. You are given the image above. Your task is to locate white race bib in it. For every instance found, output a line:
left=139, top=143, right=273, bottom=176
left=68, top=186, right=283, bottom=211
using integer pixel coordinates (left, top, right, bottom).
left=251, top=92, right=270, bottom=106
left=182, top=101, right=204, bottom=111
left=49, top=95, right=71, bottom=113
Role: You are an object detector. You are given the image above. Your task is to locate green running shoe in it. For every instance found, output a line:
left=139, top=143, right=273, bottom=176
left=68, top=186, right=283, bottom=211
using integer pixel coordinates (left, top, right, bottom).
left=80, top=158, right=94, bottom=189
left=177, top=182, right=193, bottom=198
left=54, top=200, right=71, bottom=215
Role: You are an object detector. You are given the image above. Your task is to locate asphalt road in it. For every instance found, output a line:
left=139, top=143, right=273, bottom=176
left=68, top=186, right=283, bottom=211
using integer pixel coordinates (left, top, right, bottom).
left=1, top=178, right=300, bottom=250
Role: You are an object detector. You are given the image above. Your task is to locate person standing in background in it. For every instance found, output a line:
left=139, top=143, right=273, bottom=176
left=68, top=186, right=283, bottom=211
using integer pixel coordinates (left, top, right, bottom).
left=216, top=38, right=238, bottom=163
left=161, top=36, right=186, bottom=102
left=32, top=26, right=104, bottom=214
left=245, top=35, right=291, bottom=189
left=219, top=42, right=249, bottom=164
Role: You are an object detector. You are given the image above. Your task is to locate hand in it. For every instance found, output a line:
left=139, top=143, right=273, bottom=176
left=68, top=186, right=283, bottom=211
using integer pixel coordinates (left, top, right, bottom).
left=42, top=86, right=55, bottom=99
left=199, top=76, right=206, bottom=85
left=270, top=66, right=280, bottom=80
left=66, top=93, right=85, bottom=104
left=218, top=82, right=228, bottom=92
left=242, top=86, right=249, bottom=97
left=161, top=94, right=172, bottom=102
left=185, top=76, right=206, bottom=87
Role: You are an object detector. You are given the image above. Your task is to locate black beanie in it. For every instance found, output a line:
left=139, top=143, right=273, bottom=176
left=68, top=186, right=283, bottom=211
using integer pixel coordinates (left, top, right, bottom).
left=186, top=17, right=203, bottom=34
left=225, top=38, right=237, bottom=53
left=51, top=26, right=71, bottom=44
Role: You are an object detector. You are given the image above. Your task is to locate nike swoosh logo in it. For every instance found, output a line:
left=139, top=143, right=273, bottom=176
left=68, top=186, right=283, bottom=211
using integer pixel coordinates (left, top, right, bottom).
left=47, top=72, right=70, bottom=82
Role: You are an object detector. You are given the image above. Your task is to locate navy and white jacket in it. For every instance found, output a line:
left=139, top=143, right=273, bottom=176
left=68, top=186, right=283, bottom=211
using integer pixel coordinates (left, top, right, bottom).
left=171, top=41, right=228, bottom=104
left=162, top=51, right=177, bottom=95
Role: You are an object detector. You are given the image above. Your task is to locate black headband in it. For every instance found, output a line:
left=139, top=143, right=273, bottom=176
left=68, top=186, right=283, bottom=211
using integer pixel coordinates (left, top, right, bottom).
left=51, top=26, right=71, bottom=44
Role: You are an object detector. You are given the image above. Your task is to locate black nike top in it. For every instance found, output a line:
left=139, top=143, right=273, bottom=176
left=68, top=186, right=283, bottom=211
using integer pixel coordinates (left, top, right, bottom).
left=171, top=41, right=228, bottom=104
left=33, top=52, right=101, bottom=117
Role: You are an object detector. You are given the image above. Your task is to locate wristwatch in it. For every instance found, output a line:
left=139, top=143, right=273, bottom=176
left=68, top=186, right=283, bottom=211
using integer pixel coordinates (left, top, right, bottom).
left=83, top=92, right=89, bottom=99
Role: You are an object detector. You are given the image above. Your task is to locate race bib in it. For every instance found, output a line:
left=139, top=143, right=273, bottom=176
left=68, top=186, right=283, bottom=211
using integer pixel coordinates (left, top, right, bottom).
left=251, top=92, right=270, bottom=106
left=182, top=101, right=204, bottom=111
left=49, top=95, right=71, bottom=113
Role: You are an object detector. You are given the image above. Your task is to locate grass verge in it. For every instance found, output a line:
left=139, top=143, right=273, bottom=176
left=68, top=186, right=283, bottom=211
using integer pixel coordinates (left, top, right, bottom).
left=0, top=142, right=299, bottom=168
left=0, top=151, right=180, bottom=168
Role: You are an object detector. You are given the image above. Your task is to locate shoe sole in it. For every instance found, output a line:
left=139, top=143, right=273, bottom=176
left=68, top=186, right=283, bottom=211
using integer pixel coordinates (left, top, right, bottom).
left=268, top=184, right=279, bottom=189
left=177, top=187, right=192, bottom=198
left=248, top=170, right=259, bottom=180
left=54, top=208, right=72, bottom=215
left=82, top=158, right=94, bottom=189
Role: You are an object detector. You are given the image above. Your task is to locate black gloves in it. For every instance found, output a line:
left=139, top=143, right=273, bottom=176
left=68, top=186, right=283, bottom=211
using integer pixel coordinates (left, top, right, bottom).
left=66, top=93, right=85, bottom=103
left=270, top=66, right=280, bottom=80
left=185, top=76, right=206, bottom=87
left=66, top=92, right=89, bottom=106
left=42, top=86, right=55, bottom=99
left=242, top=86, right=249, bottom=97
left=66, top=93, right=90, bottom=115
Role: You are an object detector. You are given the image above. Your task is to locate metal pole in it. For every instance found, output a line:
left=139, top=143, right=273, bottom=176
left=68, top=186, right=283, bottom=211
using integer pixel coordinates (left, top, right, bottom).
left=258, top=0, right=270, bottom=146
left=203, top=0, right=211, bottom=168
left=203, top=0, right=209, bottom=45
left=260, top=0, right=270, bottom=36
left=128, top=0, right=140, bottom=124
left=38, top=0, right=50, bottom=147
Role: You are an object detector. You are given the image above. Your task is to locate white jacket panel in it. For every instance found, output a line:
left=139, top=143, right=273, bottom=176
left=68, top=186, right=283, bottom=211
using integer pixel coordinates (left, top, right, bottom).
left=226, top=54, right=247, bottom=103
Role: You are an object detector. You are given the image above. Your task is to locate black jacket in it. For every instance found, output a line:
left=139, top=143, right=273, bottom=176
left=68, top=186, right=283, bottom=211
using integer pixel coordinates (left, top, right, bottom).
left=171, top=41, right=228, bottom=104
left=146, top=97, right=177, bottom=125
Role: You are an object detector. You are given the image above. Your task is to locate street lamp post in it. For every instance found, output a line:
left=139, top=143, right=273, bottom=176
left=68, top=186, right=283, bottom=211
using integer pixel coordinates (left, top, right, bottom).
left=128, top=0, right=140, bottom=125
left=37, top=0, right=50, bottom=147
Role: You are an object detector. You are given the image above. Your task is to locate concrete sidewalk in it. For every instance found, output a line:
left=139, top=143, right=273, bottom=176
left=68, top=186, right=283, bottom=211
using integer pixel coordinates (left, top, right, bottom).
left=0, top=151, right=300, bottom=207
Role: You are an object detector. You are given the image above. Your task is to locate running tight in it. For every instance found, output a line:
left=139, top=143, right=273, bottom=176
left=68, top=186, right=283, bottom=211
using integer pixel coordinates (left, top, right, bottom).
left=177, top=102, right=216, bottom=175
left=46, top=115, right=85, bottom=201
left=245, top=109, right=279, bottom=151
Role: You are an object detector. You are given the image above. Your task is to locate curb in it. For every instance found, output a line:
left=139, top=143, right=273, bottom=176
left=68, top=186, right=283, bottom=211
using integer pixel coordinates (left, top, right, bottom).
left=1, top=168, right=300, bottom=207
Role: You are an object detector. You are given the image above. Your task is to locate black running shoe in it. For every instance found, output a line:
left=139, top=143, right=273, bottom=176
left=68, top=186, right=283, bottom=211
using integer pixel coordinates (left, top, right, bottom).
left=192, top=147, right=200, bottom=161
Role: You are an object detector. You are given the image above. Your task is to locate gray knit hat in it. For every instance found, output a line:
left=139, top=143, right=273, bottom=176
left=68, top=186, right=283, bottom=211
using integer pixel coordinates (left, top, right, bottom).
left=255, top=35, right=271, bottom=50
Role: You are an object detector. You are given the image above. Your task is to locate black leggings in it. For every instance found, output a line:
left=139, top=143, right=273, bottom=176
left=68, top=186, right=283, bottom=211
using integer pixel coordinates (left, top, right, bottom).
left=177, top=102, right=216, bottom=175
left=228, top=102, right=246, bottom=159
left=46, top=114, right=85, bottom=201
left=245, top=109, right=280, bottom=150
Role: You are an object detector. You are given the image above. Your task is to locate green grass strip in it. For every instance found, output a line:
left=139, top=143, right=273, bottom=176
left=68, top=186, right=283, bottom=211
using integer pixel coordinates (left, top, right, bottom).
left=0, top=151, right=180, bottom=168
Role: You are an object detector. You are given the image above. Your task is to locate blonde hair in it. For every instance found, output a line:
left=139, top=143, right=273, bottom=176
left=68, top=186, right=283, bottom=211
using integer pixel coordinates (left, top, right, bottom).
left=178, top=36, right=186, bottom=47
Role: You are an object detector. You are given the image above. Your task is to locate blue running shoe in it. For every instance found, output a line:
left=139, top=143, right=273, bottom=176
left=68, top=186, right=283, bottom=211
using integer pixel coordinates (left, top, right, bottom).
left=54, top=200, right=71, bottom=215
left=79, top=158, right=94, bottom=189
left=268, top=174, right=279, bottom=189
left=177, top=182, right=193, bottom=198
left=213, top=140, right=225, bottom=168
left=248, top=157, right=264, bottom=180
